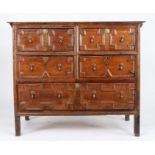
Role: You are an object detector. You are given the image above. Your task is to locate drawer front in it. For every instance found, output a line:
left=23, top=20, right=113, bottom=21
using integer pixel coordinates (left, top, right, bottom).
left=80, top=55, right=135, bottom=80
left=17, top=28, right=74, bottom=52
left=17, top=56, right=74, bottom=82
left=17, top=29, right=47, bottom=51
left=80, top=83, right=135, bottom=110
left=18, top=83, right=76, bottom=111
left=48, top=29, right=74, bottom=51
left=79, top=27, right=136, bottom=51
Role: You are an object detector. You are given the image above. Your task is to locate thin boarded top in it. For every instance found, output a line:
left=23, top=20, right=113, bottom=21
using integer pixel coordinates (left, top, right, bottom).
left=8, top=21, right=145, bottom=27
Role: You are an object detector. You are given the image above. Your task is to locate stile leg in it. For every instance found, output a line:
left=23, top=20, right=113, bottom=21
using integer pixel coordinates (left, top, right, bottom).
left=25, top=116, right=30, bottom=121
left=15, top=115, right=21, bottom=136
left=125, top=115, right=130, bottom=121
left=134, top=114, right=140, bottom=137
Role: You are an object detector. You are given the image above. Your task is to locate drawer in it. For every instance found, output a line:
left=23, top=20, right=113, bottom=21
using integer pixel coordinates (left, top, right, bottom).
left=16, top=28, right=74, bottom=52
left=79, top=83, right=135, bottom=110
left=79, top=55, right=135, bottom=81
left=17, top=56, right=74, bottom=82
left=18, top=83, right=76, bottom=111
left=79, top=27, right=136, bottom=51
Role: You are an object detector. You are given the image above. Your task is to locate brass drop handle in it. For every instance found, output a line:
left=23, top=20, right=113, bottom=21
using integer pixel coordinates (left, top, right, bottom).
left=28, top=37, right=33, bottom=43
left=90, top=36, right=94, bottom=43
left=58, top=36, right=63, bottom=44
left=92, top=64, right=97, bottom=71
left=29, top=64, right=35, bottom=71
left=57, top=64, right=62, bottom=71
left=30, top=91, right=36, bottom=99
left=92, top=92, right=96, bottom=99
left=57, top=92, right=62, bottom=99
left=118, top=91, right=124, bottom=99
left=120, top=36, right=125, bottom=43
left=119, top=63, right=124, bottom=70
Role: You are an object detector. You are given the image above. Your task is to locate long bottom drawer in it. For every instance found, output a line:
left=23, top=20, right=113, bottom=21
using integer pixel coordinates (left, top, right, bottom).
left=17, top=83, right=136, bottom=112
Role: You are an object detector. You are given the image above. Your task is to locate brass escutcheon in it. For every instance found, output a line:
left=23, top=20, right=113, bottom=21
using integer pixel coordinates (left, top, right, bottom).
left=92, top=64, right=97, bottom=71
left=28, top=37, right=33, bottom=43
left=57, top=64, right=62, bottom=71
left=57, top=93, right=62, bottom=99
left=119, top=63, right=124, bottom=70
left=120, top=36, right=125, bottom=43
left=119, top=91, right=124, bottom=99
left=92, top=92, right=96, bottom=99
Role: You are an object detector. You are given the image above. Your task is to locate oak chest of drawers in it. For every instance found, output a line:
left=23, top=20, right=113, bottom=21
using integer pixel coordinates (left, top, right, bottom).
left=9, top=22, right=144, bottom=136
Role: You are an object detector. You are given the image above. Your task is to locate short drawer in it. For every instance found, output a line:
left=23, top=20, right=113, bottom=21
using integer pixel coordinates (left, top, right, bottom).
left=79, top=55, right=136, bottom=81
left=79, top=83, right=136, bottom=110
left=79, top=26, right=136, bottom=51
left=17, top=56, right=74, bottom=82
left=16, top=28, right=74, bottom=52
left=17, top=83, right=76, bottom=111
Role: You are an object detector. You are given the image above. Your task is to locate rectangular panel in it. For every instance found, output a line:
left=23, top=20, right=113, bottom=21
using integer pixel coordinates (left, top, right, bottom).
left=17, top=29, right=47, bottom=51
left=79, top=28, right=105, bottom=51
left=79, top=83, right=136, bottom=110
left=48, top=29, right=74, bottom=51
left=17, top=83, right=76, bottom=112
left=109, top=27, right=136, bottom=50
